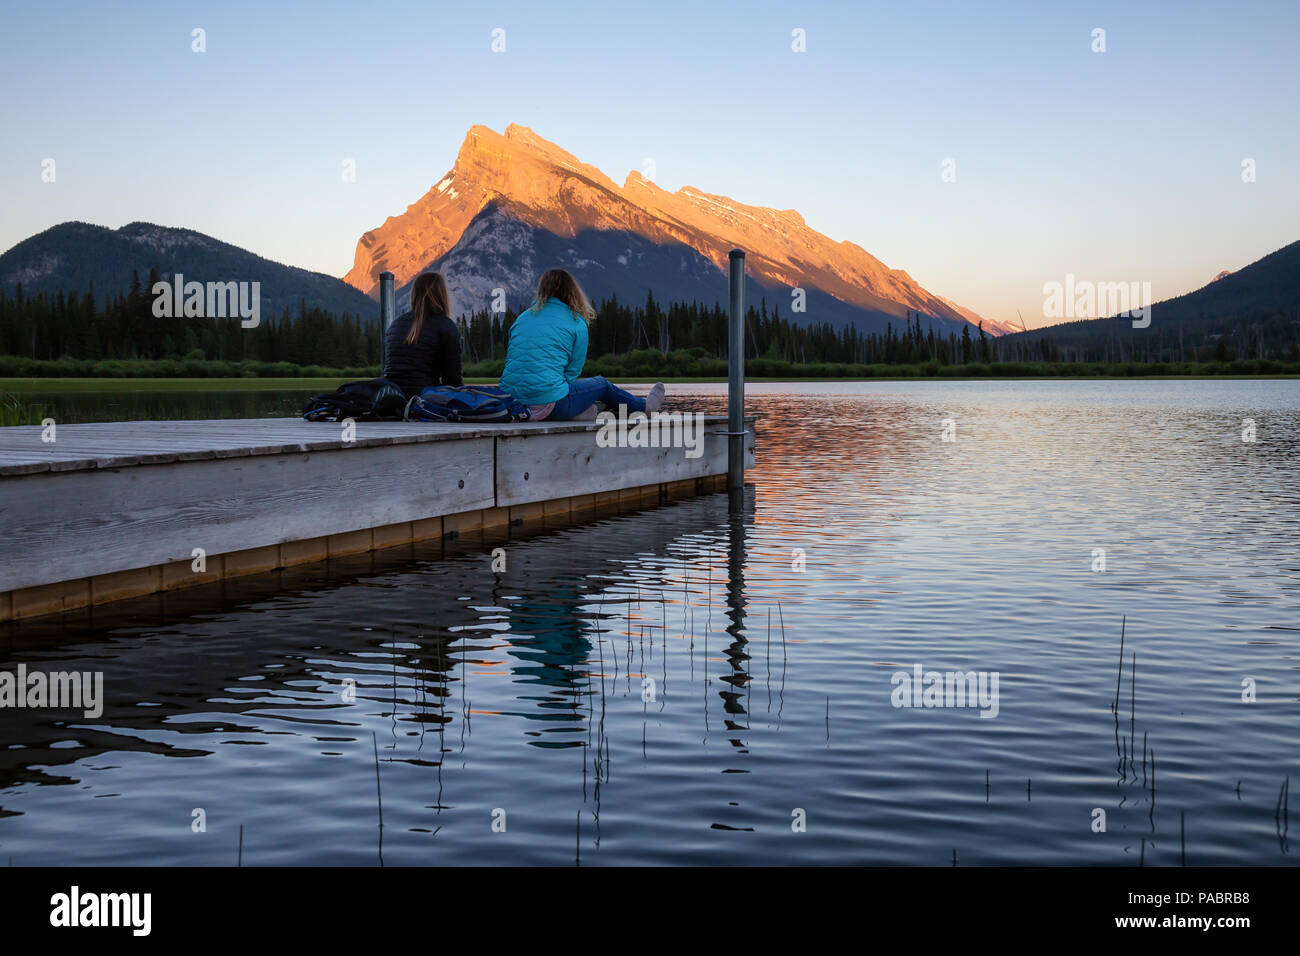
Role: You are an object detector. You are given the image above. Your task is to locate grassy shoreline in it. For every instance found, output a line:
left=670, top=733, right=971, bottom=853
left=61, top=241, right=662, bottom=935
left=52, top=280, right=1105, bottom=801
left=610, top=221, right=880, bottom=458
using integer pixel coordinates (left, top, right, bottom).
left=5, top=352, right=1300, bottom=385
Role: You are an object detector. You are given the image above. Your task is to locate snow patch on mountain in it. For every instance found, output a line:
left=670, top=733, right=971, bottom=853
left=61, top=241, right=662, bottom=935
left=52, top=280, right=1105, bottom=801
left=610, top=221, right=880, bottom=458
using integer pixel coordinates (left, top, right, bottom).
left=120, top=223, right=215, bottom=253
left=2, top=252, right=64, bottom=285
left=400, top=206, right=541, bottom=312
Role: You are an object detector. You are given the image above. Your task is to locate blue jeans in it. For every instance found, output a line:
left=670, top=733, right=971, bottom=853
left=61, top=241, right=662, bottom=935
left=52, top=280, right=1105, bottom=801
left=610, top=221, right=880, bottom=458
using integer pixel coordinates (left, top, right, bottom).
left=548, top=376, right=646, bottom=421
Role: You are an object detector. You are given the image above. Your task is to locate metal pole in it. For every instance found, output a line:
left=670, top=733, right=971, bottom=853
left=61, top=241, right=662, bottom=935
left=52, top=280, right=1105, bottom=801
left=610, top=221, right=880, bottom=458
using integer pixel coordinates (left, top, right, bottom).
left=378, top=271, right=395, bottom=369
left=727, top=249, right=746, bottom=492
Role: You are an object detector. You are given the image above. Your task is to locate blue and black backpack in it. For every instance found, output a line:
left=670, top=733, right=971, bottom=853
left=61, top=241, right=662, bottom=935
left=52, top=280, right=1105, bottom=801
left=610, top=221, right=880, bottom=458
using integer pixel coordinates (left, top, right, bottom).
left=404, top=385, right=531, bottom=423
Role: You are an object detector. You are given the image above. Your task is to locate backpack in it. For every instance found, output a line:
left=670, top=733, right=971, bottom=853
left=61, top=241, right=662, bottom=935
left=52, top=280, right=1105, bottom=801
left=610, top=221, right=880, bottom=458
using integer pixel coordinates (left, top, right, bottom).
left=302, top=378, right=408, bottom=422
left=404, top=385, right=531, bottom=423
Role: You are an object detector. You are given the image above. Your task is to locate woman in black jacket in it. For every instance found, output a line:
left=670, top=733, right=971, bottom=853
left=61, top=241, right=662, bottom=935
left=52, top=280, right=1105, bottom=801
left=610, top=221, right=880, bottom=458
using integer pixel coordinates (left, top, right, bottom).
left=383, top=272, right=463, bottom=396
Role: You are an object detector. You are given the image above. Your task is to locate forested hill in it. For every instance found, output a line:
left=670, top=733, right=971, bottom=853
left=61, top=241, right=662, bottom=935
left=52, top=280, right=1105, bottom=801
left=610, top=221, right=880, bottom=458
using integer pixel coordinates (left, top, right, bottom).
left=1002, top=240, right=1300, bottom=362
left=0, top=221, right=379, bottom=320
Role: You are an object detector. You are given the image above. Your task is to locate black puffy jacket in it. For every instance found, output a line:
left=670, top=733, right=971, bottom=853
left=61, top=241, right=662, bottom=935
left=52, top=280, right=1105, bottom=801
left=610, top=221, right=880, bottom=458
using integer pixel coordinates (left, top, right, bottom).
left=383, top=310, right=463, bottom=396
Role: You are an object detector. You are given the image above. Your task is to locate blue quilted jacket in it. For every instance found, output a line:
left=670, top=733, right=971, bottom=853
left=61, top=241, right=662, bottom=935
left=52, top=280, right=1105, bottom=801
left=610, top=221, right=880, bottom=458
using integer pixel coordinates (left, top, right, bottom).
left=498, top=299, right=589, bottom=405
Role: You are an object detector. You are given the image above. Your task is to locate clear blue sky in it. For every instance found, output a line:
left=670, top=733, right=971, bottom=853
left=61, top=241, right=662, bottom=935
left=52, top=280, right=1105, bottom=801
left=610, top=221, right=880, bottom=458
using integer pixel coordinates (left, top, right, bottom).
left=2, top=0, right=1296, bottom=327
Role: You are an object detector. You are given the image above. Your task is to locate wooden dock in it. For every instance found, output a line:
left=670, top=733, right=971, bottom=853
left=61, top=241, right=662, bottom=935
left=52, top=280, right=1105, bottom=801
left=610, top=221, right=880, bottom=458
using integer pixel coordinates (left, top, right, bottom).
left=0, top=416, right=754, bottom=623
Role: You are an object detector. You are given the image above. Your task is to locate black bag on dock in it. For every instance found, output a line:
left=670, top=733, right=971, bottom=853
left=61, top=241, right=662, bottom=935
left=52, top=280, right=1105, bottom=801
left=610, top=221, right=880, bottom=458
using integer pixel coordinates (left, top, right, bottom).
left=302, top=378, right=408, bottom=422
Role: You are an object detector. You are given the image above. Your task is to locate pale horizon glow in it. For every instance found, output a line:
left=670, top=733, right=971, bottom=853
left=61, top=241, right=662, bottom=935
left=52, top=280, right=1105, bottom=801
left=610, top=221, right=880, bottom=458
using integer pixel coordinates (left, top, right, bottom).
left=1, top=0, right=1296, bottom=329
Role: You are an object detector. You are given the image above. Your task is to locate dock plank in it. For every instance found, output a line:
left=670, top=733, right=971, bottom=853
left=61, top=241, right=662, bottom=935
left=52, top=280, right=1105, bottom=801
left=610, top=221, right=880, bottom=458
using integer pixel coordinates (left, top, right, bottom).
left=0, top=437, right=497, bottom=592
left=0, top=417, right=725, bottom=476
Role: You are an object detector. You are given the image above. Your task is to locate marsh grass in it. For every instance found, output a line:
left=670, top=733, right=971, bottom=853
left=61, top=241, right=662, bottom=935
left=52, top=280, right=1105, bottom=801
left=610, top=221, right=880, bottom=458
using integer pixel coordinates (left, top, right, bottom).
left=0, top=392, right=45, bottom=426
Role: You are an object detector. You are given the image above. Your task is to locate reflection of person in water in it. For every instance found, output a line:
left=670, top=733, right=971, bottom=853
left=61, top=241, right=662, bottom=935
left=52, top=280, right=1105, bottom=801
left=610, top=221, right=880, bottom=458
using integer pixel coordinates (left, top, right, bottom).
left=502, top=580, right=593, bottom=735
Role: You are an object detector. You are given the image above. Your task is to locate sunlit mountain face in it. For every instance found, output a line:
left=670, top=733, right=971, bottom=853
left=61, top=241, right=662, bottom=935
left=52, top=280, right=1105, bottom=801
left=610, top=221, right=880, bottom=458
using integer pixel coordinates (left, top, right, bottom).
left=344, top=124, right=1009, bottom=335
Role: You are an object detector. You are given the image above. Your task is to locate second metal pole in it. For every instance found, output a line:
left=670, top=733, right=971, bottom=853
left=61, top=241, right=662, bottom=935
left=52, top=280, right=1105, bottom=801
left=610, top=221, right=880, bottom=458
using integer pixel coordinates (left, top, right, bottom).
left=727, top=249, right=746, bottom=492
left=378, top=271, right=395, bottom=369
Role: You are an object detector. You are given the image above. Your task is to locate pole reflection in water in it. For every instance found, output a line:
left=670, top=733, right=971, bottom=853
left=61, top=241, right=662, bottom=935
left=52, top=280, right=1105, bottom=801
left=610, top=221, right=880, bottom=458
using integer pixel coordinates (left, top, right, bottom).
left=719, top=488, right=754, bottom=750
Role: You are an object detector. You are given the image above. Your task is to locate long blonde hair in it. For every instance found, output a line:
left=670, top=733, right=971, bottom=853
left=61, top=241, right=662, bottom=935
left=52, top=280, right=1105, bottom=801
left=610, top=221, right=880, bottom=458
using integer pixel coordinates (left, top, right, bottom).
left=406, top=272, right=452, bottom=344
left=533, top=268, right=595, bottom=322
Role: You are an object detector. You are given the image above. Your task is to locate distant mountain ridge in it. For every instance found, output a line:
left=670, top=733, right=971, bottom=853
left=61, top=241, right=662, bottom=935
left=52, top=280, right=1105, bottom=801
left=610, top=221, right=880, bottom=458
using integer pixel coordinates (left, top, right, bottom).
left=346, top=124, right=1006, bottom=336
left=1001, top=239, right=1300, bottom=359
left=0, top=221, right=379, bottom=320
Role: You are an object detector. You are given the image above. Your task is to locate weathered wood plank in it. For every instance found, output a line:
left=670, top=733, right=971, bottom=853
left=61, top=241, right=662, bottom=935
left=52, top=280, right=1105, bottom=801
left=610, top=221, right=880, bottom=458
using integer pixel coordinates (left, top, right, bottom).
left=494, top=420, right=751, bottom=507
left=0, top=416, right=731, bottom=474
left=0, top=438, right=495, bottom=592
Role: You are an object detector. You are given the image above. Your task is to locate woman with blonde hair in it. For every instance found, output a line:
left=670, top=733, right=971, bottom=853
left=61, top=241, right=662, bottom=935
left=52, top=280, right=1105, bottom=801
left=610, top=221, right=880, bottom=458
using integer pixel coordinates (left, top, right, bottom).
left=383, top=271, right=463, bottom=396
left=499, top=269, right=664, bottom=421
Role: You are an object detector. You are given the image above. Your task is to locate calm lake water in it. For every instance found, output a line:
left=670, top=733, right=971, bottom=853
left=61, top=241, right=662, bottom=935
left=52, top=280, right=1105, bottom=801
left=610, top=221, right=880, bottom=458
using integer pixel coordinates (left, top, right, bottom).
left=1, top=380, right=1297, bottom=866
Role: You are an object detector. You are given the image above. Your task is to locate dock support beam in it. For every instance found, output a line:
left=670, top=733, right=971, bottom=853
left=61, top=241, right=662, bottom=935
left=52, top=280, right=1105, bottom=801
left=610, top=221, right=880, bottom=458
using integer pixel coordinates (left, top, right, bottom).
left=727, top=249, right=746, bottom=494
left=379, top=271, right=395, bottom=367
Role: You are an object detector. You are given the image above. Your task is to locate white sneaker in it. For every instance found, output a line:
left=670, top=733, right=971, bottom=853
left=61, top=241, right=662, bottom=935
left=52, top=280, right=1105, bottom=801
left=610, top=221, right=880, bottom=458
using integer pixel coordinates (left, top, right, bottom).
left=646, top=382, right=665, bottom=413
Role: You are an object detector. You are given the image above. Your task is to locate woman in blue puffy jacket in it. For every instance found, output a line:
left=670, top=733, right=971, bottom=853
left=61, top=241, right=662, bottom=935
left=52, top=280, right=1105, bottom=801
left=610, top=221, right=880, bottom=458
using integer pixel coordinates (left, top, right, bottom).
left=499, top=269, right=664, bottom=421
